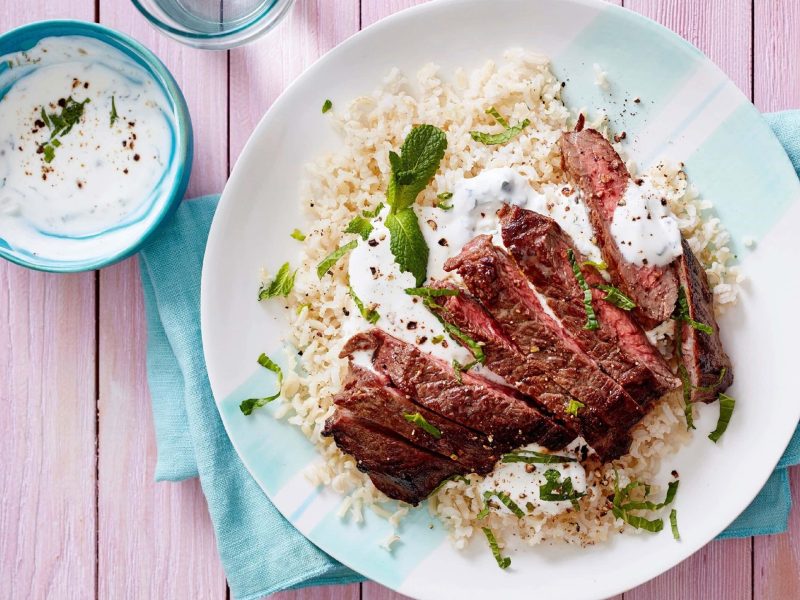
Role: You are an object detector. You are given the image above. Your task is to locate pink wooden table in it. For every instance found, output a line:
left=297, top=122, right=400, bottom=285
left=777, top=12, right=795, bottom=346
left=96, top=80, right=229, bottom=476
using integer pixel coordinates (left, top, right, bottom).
left=1, top=1, right=798, bottom=598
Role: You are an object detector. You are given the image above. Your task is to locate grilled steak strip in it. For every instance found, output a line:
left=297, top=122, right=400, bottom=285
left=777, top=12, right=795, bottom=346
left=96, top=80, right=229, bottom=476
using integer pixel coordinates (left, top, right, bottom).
left=322, top=410, right=463, bottom=505
left=332, top=365, right=499, bottom=473
left=499, top=204, right=680, bottom=403
left=430, top=287, right=632, bottom=460
left=675, top=238, right=734, bottom=402
left=559, top=127, right=679, bottom=328
left=341, top=329, right=572, bottom=450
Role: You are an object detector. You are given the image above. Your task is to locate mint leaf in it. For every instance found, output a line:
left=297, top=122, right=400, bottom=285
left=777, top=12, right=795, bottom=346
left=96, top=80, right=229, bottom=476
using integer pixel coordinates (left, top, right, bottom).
left=345, top=216, right=373, bottom=240
left=385, top=208, right=428, bottom=286
left=317, top=240, right=358, bottom=278
left=240, top=353, right=283, bottom=415
left=321, top=99, right=332, bottom=113
left=386, top=125, right=447, bottom=212
left=258, top=262, right=296, bottom=300
left=470, top=108, right=530, bottom=146
left=349, top=286, right=380, bottom=324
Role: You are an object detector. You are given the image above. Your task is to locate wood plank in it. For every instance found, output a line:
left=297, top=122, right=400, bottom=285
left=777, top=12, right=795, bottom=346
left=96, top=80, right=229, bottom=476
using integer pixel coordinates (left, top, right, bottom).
left=753, top=2, right=800, bottom=596
left=97, top=258, right=227, bottom=598
left=754, top=467, right=800, bottom=599
left=0, top=1, right=98, bottom=598
left=96, top=1, right=229, bottom=598
left=229, top=1, right=360, bottom=598
left=625, top=0, right=752, bottom=96
left=228, top=0, right=361, bottom=164
left=754, top=0, right=800, bottom=111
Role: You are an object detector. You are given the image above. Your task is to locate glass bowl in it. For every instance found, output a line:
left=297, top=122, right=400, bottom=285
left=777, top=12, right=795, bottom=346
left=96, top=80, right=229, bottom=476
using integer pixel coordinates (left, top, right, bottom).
left=131, top=0, right=296, bottom=50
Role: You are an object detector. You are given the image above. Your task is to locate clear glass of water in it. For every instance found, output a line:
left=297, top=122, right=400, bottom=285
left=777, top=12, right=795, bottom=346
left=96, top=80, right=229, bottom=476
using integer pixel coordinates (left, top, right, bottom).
left=131, top=0, right=295, bottom=49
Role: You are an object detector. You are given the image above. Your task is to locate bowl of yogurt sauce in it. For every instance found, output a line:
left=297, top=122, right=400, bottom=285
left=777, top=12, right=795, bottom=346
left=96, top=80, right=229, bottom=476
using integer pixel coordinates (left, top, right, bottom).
left=0, top=20, right=192, bottom=272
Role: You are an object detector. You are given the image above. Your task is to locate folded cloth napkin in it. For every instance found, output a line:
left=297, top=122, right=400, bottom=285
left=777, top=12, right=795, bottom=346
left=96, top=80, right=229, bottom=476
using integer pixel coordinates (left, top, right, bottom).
left=139, top=111, right=800, bottom=598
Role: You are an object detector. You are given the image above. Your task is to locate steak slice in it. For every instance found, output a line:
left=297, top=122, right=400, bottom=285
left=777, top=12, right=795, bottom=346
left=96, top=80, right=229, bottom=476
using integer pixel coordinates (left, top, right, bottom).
left=341, top=329, right=572, bottom=451
left=499, top=204, right=680, bottom=403
left=444, top=236, right=644, bottom=451
left=559, top=127, right=679, bottom=327
left=333, top=365, right=499, bottom=473
left=431, top=283, right=633, bottom=460
left=675, top=238, right=734, bottom=402
left=322, top=410, right=463, bottom=505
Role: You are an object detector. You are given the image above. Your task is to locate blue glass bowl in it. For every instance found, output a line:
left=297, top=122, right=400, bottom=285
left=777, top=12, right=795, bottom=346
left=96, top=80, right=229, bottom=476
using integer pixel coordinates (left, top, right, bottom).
left=0, top=20, right=193, bottom=272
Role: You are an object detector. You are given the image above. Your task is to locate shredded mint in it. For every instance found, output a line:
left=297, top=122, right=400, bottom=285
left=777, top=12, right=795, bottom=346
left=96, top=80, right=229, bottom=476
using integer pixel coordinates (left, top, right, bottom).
left=431, top=475, right=471, bottom=495
left=539, top=469, right=585, bottom=509
left=670, top=509, right=680, bottom=540
left=40, top=96, right=91, bottom=163
left=437, top=191, right=453, bottom=201
left=452, top=358, right=478, bottom=384
left=435, top=316, right=485, bottom=364
left=597, top=284, right=636, bottom=311
left=321, top=99, right=332, bottom=113
left=481, top=527, right=511, bottom=569
left=405, top=286, right=459, bottom=298
left=431, top=334, right=445, bottom=345
left=470, top=107, right=530, bottom=145
left=479, top=490, right=525, bottom=519
left=708, top=393, right=735, bottom=442
left=348, top=286, right=379, bottom=324
left=611, top=472, right=679, bottom=533
left=110, top=95, right=119, bottom=126
left=361, top=203, right=384, bottom=219
left=567, top=249, right=599, bottom=330
left=316, top=240, right=358, bottom=278
left=403, top=412, right=441, bottom=438
left=501, top=449, right=576, bottom=464
left=566, top=398, right=585, bottom=416
left=344, top=215, right=373, bottom=240
left=672, top=286, right=713, bottom=334
left=240, top=353, right=283, bottom=415
left=296, top=303, right=311, bottom=315
left=258, top=262, right=296, bottom=300
left=290, top=228, right=306, bottom=241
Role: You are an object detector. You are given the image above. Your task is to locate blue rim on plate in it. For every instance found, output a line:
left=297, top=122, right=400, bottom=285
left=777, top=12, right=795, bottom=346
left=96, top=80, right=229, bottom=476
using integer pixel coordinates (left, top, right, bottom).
left=0, top=20, right=193, bottom=273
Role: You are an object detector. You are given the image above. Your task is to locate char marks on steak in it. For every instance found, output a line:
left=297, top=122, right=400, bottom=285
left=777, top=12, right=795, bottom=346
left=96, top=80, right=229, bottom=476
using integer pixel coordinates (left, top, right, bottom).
left=341, top=330, right=572, bottom=450
left=431, top=288, right=632, bottom=459
left=322, top=411, right=463, bottom=505
left=333, top=365, right=499, bottom=473
left=676, top=238, right=733, bottom=402
left=499, top=204, right=680, bottom=403
left=559, top=127, right=679, bottom=328
left=444, top=236, right=643, bottom=431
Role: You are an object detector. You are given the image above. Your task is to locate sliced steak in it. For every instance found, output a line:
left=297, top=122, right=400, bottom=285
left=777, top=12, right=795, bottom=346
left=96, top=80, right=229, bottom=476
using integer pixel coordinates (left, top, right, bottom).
left=499, top=204, right=680, bottom=403
left=430, top=287, right=633, bottom=459
left=341, top=329, right=572, bottom=451
left=559, top=127, right=679, bottom=327
left=444, top=235, right=643, bottom=428
left=322, top=410, right=462, bottom=505
left=333, top=365, right=499, bottom=473
left=675, top=238, right=734, bottom=402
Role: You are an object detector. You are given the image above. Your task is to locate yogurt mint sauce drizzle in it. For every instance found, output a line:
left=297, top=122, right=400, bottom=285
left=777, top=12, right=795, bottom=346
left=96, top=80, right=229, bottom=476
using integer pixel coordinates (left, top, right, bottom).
left=0, top=36, right=174, bottom=256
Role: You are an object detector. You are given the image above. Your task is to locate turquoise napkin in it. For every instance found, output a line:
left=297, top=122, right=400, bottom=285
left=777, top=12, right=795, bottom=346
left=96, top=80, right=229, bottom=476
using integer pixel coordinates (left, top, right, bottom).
left=139, top=111, right=800, bottom=598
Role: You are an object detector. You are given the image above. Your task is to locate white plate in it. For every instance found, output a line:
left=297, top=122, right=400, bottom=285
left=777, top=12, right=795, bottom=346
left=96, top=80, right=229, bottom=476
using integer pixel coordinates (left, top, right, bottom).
left=201, top=1, right=800, bottom=598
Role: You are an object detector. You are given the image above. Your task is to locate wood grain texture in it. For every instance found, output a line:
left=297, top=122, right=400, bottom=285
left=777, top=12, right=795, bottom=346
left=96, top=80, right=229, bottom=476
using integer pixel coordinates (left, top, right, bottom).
left=228, top=0, right=360, bottom=166
left=754, top=0, right=800, bottom=112
left=227, top=0, right=360, bottom=597
left=754, top=467, right=800, bottom=599
left=97, top=257, right=227, bottom=599
left=95, top=0, right=229, bottom=597
left=753, top=1, right=800, bottom=595
left=625, top=0, right=752, bottom=97
left=0, top=1, right=98, bottom=599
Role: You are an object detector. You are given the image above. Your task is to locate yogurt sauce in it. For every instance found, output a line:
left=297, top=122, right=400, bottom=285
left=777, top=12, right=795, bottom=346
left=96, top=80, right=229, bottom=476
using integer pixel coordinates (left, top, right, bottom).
left=610, top=177, right=683, bottom=267
left=0, top=36, right=174, bottom=257
left=348, top=167, right=604, bottom=366
left=477, top=443, right=586, bottom=517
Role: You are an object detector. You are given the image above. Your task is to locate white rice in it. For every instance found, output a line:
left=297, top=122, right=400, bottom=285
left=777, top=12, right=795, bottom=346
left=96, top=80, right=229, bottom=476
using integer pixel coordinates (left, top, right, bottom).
left=270, top=50, right=741, bottom=549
